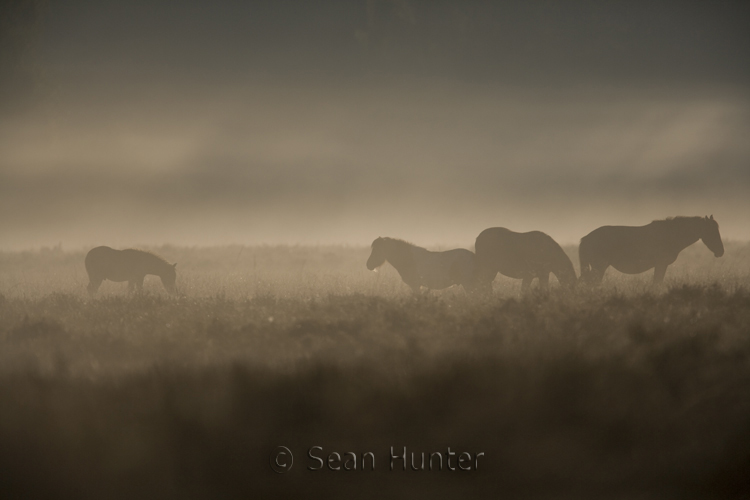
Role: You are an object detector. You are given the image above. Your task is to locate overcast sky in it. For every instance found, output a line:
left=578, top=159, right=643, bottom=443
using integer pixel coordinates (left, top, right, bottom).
left=1, top=0, right=749, bottom=249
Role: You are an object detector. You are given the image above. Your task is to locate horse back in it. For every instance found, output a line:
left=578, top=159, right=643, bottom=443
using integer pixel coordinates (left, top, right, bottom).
left=581, top=224, right=664, bottom=253
left=85, top=246, right=116, bottom=272
left=85, top=247, right=156, bottom=282
left=476, top=228, right=559, bottom=271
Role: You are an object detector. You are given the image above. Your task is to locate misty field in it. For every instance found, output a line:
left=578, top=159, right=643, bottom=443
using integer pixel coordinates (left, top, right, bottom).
left=1, top=243, right=750, bottom=499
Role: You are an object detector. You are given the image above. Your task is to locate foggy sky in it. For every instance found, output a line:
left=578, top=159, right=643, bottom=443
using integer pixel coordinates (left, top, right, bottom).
left=1, top=0, right=749, bottom=249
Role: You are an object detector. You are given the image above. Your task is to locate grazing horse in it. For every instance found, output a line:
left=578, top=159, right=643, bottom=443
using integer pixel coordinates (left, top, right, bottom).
left=85, top=246, right=177, bottom=295
left=366, top=237, right=477, bottom=292
left=579, top=215, right=724, bottom=285
left=474, top=227, right=577, bottom=292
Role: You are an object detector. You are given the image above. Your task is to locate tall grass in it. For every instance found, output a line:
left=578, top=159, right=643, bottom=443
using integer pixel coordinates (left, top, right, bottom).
left=1, top=243, right=749, bottom=498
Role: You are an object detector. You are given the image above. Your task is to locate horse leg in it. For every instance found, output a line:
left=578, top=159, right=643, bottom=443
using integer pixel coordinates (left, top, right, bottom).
left=653, top=265, right=668, bottom=284
left=538, top=273, right=550, bottom=290
left=87, top=277, right=102, bottom=296
left=129, top=276, right=145, bottom=293
left=590, top=263, right=608, bottom=285
left=467, top=267, right=494, bottom=294
left=473, top=268, right=496, bottom=295
left=580, top=267, right=591, bottom=285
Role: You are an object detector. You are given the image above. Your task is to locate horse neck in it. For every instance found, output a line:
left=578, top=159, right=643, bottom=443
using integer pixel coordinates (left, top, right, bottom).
left=383, top=240, right=415, bottom=271
left=666, top=218, right=703, bottom=251
left=551, top=248, right=576, bottom=285
left=143, top=255, right=171, bottom=276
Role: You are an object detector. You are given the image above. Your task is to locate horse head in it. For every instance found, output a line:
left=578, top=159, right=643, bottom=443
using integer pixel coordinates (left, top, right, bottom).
left=366, top=237, right=387, bottom=270
left=701, top=215, right=724, bottom=258
left=161, top=263, right=178, bottom=294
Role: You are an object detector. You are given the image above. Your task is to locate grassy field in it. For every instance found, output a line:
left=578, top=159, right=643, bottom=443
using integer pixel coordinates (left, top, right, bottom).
left=1, top=242, right=749, bottom=499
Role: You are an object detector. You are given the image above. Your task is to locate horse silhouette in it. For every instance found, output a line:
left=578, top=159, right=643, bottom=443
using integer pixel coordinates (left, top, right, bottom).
left=474, top=227, right=577, bottom=292
left=579, top=215, right=724, bottom=285
left=366, top=237, right=477, bottom=292
left=85, top=246, right=177, bottom=295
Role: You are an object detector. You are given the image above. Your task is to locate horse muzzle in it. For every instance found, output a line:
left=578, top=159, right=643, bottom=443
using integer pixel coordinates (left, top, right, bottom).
left=366, top=260, right=381, bottom=271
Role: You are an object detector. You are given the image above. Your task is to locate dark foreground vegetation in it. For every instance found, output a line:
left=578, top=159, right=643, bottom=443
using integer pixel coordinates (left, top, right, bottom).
left=1, top=244, right=749, bottom=499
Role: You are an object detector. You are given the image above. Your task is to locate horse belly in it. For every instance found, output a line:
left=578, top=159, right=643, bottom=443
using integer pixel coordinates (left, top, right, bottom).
left=496, top=264, right=530, bottom=280
left=478, top=244, right=532, bottom=280
left=417, top=264, right=454, bottom=289
left=608, top=244, right=675, bottom=275
left=414, top=256, right=458, bottom=290
left=610, top=260, right=654, bottom=275
left=104, top=267, right=136, bottom=282
left=98, top=259, right=139, bottom=282
left=491, top=255, right=537, bottom=279
left=608, top=250, right=662, bottom=274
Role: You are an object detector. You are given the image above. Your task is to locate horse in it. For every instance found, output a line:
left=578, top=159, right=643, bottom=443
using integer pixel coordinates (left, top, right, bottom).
left=578, top=215, right=724, bottom=285
left=366, top=237, right=478, bottom=292
left=474, top=227, right=577, bottom=292
left=85, top=246, right=177, bottom=295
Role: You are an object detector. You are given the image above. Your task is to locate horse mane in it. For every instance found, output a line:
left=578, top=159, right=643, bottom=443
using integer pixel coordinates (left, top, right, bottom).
left=373, top=237, right=419, bottom=249
left=129, top=248, right=171, bottom=265
left=651, top=216, right=704, bottom=226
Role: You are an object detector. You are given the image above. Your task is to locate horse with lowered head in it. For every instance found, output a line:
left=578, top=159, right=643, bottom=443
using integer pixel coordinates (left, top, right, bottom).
left=474, top=227, right=577, bottom=292
left=579, top=215, right=724, bottom=285
left=85, top=246, right=177, bottom=295
left=366, top=237, right=478, bottom=292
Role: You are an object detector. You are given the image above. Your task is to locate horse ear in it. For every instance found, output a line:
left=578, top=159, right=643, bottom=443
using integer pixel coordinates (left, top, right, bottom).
left=173, top=263, right=177, bottom=268
left=710, top=214, right=714, bottom=220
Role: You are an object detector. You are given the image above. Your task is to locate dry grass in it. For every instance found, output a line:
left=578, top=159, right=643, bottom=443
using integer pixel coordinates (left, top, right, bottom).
left=1, top=243, right=749, bottom=499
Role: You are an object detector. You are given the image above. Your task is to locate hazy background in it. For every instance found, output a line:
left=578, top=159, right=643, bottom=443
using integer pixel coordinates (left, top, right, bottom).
left=2, top=0, right=749, bottom=250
